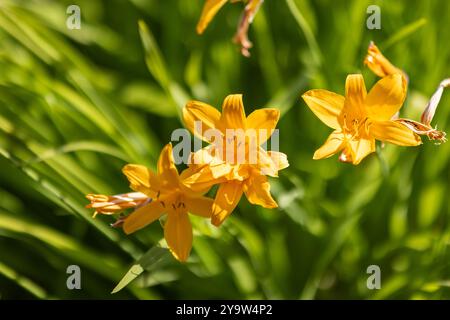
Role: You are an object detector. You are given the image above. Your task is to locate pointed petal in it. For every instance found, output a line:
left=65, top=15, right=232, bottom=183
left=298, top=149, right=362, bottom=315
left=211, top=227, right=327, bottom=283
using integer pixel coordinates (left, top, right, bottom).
left=220, top=94, right=247, bottom=130
left=347, top=137, right=376, bottom=165
left=267, top=151, right=289, bottom=171
left=365, top=74, right=407, bottom=121
left=164, top=212, right=193, bottom=262
left=302, top=89, right=345, bottom=129
left=343, top=74, right=367, bottom=120
left=243, top=174, right=277, bottom=208
left=185, top=195, right=214, bottom=217
left=122, top=164, right=159, bottom=197
left=211, top=181, right=244, bottom=226
left=157, top=143, right=180, bottom=189
left=246, top=108, right=280, bottom=144
left=123, top=200, right=165, bottom=234
left=183, top=100, right=222, bottom=141
left=369, top=120, right=422, bottom=146
left=313, top=131, right=344, bottom=160
left=196, top=0, right=229, bottom=34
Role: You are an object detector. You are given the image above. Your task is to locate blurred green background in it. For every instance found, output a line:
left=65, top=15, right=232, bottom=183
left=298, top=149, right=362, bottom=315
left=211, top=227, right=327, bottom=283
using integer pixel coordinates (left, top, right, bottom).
left=0, top=0, right=449, bottom=299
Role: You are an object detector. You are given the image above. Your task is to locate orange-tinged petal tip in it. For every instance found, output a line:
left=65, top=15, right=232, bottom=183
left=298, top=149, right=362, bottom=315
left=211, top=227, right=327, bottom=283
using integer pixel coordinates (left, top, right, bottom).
left=364, top=41, right=406, bottom=79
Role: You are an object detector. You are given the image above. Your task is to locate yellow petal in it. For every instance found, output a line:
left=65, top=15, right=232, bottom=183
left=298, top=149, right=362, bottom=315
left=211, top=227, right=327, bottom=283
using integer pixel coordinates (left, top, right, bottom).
left=185, top=195, right=214, bottom=217
left=365, top=74, right=407, bottom=121
left=157, top=143, right=180, bottom=189
left=267, top=151, right=289, bottom=171
left=225, top=164, right=250, bottom=182
left=189, top=145, right=216, bottom=166
left=219, top=94, right=247, bottom=130
left=191, top=145, right=233, bottom=181
left=181, top=164, right=226, bottom=193
left=190, top=145, right=235, bottom=179
left=243, top=174, right=277, bottom=208
left=211, top=181, right=243, bottom=226
left=302, top=89, right=345, bottom=129
left=364, top=42, right=405, bottom=78
left=246, top=108, right=280, bottom=144
left=369, top=120, right=422, bottom=146
left=183, top=101, right=222, bottom=142
left=343, top=74, right=367, bottom=121
left=123, top=200, right=165, bottom=234
left=122, top=164, right=159, bottom=198
left=196, top=0, right=228, bottom=34
left=346, top=137, right=375, bottom=165
left=257, top=147, right=278, bottom=177
left=210, top=162, right=235, bottom=179
left=313, top=131, right=344, bottom=160
left=164, top=212, right=192, bottom=262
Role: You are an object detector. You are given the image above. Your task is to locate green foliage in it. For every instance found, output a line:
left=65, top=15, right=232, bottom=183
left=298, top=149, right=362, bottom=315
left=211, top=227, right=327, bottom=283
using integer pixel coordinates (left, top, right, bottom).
left=0, top=0, right=449, bottom=299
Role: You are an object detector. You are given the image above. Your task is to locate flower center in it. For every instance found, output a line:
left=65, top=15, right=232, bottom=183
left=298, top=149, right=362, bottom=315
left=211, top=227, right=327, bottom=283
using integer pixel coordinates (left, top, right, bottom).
left=342, top=114, right=369, bottom=139
left=159, top=191, right=186, bottom=215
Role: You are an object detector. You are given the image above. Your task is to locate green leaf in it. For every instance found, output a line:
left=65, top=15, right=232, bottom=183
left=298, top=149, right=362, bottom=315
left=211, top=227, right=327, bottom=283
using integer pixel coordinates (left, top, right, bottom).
left=0, top=261, right=47, bottom=299
left=381, top=18, right=427, bottom=49
left=27, top=140, right=131, bottom=163
left=112, top=245, right=170, bottom=294
left=285, top=0, right=322, bottom=66
left=138, top=20, right=171, bottom=90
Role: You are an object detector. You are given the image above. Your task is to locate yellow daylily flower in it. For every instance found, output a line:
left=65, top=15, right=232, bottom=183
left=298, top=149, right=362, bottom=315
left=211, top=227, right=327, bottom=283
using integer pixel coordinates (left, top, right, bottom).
left=196, top=0, right=264, bottom=57
left=87, top=143, right=214, bottom=262
left=364, top=42, right=447, bottom=143
left=303, top=74, right=422, bottom=165
left=183, top=94, right=288, bottom=226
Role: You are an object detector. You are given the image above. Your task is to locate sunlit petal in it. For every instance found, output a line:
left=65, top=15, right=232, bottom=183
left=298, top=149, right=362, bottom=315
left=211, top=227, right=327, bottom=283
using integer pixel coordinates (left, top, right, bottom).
left=369, top=120, right=422, bottom=146
left=123, top=200, right=165, bottom=234
left=267, top=151, right=289, bottom=171
left=211, top=181, right=244, bottom=226
left=122, top=164, right=159, bottom=198
left=246, top=108, right=280, bottom=144
left=313, top=131, right=345, bottom=160
left=183, top=100, right=222, bottom=142
left=347, top=136, right=375, bottom=165
left=164, top=212, right=193, bottom=262
left=185, top=195, right=214, bottom=217
left=220, top=94, right=247, bottom=130
left=365, top=74, right=407, bottom=121
left=181, top=165, right=226, bottom=193
left=302, top=89, right=344, bottom=129
left=257, top=147, right=278, bottom=177
left=157, top=143, right=180, bottom=189
left=243, top=174, right=277, bottom=208
left=343, top=74, right=367, bottom=121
